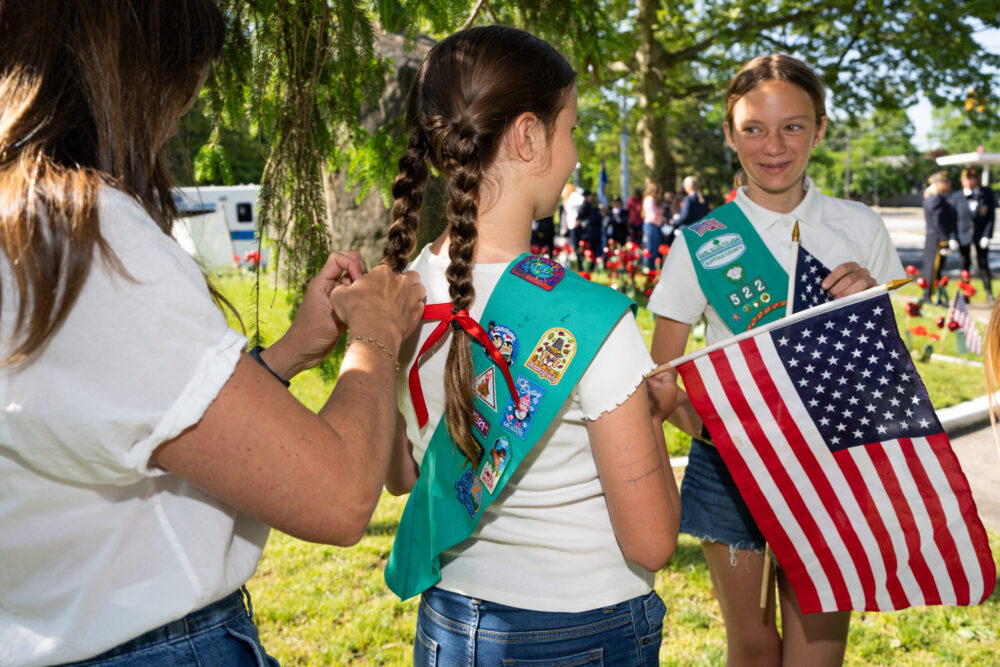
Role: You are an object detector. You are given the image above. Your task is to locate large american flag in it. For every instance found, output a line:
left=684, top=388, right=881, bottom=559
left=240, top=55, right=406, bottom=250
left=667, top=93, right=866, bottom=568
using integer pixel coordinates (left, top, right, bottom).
left=676, top=291, right=995, bottom=614
left=948, top=291, right=983, bottom=355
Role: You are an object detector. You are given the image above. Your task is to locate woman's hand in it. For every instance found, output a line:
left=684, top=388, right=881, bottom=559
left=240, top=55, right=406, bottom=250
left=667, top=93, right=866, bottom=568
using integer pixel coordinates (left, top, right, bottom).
left=330, top=265, right=426, bottom=351
left=822, top=261, right=876, bottom=299
left=259, top=251, right=366, bottom=380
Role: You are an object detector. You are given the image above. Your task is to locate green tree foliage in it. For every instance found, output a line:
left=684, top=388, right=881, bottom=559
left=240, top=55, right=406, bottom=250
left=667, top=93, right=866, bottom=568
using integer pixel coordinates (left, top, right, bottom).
left=196, top=1, right=998, bottom=323
left=930, top=106, right=998, bottom=156
left=624, top=0, right=1000, bottom=190
left=208, top=1, right=392, bottom=350
left=811, top=109, right=939, bottom=203
left=169, top=99, right=265, bottom=186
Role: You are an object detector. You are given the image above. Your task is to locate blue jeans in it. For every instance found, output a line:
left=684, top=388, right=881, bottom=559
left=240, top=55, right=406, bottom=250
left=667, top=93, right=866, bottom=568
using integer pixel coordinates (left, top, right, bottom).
left=414, top=587, right=665, bottom=666
left=59, top=587, right=279, bottom=666
left=642, top=223, right=662, bottom=270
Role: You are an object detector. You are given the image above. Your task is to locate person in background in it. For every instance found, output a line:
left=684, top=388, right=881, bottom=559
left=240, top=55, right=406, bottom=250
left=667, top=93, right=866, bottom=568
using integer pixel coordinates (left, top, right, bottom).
left=673, top=174, right=711, bottom=229
left=663, top=189, right=678, bottom=220
left=626, top=186, right=645, bottom=244
left=923, top=170, right=958, bottom=303
left=380, top=25, right=679, bottom=665
left=642, top=180, right=667, bottom=269
left=725, top=169, right=748, bottom=203
left=954, top=170, right=976, bottom=291
left=531, top=215, right=556, bottom=257
left=579, top=189, right=603, bottom=269
left=0, top=2, right=425, bottom=665
left=563, top=183, right=586, bottom=257
left=607, top=195, right=630, bottom=246
left=963, top=167, right=996, bottom=302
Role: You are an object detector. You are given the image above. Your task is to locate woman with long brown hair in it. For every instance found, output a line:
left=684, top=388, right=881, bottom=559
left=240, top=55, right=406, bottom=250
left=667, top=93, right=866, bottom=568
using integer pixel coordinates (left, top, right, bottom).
left=0, top=1, right=423, bottom=664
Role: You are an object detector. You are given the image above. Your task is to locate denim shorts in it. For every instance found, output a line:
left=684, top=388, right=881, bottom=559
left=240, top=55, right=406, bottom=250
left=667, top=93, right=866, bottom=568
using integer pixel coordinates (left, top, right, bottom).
left=58, top=586, right=279, bottom=666
left=679, top=438, right=766, bottom=552
left=414, top=586, right=665, bottom=666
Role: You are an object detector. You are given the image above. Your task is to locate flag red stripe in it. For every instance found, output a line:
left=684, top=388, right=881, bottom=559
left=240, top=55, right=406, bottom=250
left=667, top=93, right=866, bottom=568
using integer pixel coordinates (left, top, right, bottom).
left=898, top=437, right=969, bottom=604
left=680, top=350, right=823, bottom=612
left=924, top=432, right=997, bottom=603
left=833, top=449, right=912, bottom=609
left=717, top=344, right=845, bottom=610
left=745, top=341, right=880, bottom=610
left=865, top=443, right=942, bottom=605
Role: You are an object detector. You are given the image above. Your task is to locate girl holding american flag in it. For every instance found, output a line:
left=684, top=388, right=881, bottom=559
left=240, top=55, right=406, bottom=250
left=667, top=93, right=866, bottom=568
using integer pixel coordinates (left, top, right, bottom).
left=646, top=55, right=905, bottom=666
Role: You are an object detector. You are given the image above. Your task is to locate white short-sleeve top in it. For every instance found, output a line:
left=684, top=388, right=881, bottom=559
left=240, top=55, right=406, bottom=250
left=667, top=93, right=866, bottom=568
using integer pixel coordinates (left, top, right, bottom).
left=398, top=245, right=656, bottom=612
left=648, top=178, right=906, bottom=344
left=0, top=188, right=265, bottom=667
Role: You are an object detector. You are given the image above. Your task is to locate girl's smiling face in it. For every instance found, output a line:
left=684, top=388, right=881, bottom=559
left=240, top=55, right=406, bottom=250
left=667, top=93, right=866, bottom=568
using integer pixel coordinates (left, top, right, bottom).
left=724, top=79, right=827, bottom=213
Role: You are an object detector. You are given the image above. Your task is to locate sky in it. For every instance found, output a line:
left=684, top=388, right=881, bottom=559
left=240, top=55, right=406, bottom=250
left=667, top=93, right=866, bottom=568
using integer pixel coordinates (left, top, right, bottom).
left=908, top=26, right=1000, bottom=150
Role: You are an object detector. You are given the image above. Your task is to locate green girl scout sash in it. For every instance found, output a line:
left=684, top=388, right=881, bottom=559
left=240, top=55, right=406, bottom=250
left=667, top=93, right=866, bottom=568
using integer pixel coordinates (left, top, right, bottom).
left=385, top=253, right=635, bottom=601
left=681, top=201, right=789, bottom=333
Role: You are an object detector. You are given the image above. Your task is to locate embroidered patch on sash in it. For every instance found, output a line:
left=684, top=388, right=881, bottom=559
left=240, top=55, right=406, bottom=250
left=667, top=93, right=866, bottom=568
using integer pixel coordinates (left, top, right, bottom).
left=510, top=256, right=565, bottom=291
left=695, top=233, right=746, bottom=270
left=726, top=276, right=771, bottom=310
left=478, top=436, right=510, bottom=494
left=472, top=409, right=490, bottom=439
left=689, top=218, right=727, bottom=236
left=474, top=366, right=497, bottom=411
left=455, top=469, right=483, bottom=519
left=501, top=375, right=545, bottom=440
left=524, top=328, right=577, bottom=385
left=484, top=321, right=519, bottom=365
left=724, top=264, right=745, bottom=283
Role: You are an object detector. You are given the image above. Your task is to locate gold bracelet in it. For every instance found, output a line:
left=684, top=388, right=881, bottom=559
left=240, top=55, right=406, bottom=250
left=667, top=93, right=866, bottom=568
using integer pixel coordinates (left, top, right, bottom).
left=346, top=335, right=399, bottom=371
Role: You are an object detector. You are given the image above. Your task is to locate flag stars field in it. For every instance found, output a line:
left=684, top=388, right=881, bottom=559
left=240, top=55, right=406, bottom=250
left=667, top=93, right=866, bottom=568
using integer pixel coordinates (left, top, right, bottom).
left=775, top=299, right=937, bottom=451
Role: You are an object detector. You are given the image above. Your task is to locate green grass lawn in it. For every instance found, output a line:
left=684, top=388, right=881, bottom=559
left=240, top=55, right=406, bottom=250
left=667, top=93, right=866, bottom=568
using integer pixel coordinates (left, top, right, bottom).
left=215, top=271, right=1000, bottom=665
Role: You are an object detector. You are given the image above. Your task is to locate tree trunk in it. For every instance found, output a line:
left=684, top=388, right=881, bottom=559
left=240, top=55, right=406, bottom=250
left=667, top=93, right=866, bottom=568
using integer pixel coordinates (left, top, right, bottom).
left=635, top=0, right=676, bottom=191
left=322, top=33, right=445, bottom=268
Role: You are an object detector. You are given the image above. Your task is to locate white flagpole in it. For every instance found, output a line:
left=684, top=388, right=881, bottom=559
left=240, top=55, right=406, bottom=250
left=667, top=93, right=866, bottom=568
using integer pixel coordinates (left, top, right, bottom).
left=645, top=278, right=913, bottom=377
left=786, top=220, right=800, bottom=317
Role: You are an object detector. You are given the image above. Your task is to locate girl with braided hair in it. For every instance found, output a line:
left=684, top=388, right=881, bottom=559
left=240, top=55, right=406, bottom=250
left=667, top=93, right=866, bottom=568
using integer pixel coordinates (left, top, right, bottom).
left=381, top=25, right=679, bottom=665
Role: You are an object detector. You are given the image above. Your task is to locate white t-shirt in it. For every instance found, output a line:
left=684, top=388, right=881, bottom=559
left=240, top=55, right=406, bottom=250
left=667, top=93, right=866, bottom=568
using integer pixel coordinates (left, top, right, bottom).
left=398, top=245, right=655, bottom=612
left=0, top=188, right=265, bottom=666
left=563, top=190, right=585, bottom=230
left=648, top=178, right=905, bottom=344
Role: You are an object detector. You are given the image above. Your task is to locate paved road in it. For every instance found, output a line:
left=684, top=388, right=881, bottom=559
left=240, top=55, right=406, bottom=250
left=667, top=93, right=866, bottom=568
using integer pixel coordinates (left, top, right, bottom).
left=877, top=208, right=1000, bottom=533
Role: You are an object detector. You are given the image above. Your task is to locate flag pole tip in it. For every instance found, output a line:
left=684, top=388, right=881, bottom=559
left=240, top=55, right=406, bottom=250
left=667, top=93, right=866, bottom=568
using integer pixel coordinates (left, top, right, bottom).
left=792, top=220, right=800, bottom=242
left=887, top=278, right=913, bottom=291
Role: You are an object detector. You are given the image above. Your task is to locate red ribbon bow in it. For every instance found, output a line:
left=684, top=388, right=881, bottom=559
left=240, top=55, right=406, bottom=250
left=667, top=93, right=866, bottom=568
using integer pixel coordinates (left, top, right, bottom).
left=408, top=302, right=520, bottom=428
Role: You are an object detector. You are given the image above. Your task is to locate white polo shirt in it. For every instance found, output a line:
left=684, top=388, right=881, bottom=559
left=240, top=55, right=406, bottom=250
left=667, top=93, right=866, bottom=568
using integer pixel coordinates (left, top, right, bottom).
left=648, top=178, right=905, bottom=344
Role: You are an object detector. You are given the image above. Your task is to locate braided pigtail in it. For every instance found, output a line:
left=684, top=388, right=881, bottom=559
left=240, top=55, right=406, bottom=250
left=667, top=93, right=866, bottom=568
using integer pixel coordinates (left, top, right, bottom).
left=383, top=125, right=429, bottom=273
left=441, top=136, right=481, bottom=463
left=393, top=26, right=576, bottom=462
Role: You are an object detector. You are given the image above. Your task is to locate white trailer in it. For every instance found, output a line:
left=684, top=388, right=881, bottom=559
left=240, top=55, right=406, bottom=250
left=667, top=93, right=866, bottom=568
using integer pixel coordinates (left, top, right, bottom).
left=173, top=185, right=268, bottom=267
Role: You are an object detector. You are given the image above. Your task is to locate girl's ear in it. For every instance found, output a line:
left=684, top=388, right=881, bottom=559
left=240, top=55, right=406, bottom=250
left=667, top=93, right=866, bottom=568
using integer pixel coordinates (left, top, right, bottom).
left=813, top=114, right=828, bottom=147
left=509, top=111, right=541, bottom=162
left=722, top=121, right=736, bottom=151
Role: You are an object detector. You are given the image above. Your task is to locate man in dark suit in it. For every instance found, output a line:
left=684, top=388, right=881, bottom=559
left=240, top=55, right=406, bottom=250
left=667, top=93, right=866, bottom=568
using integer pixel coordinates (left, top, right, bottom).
left=922, top=171, right=958, bottom=303
left=962, top=167, right=996, bottom=302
